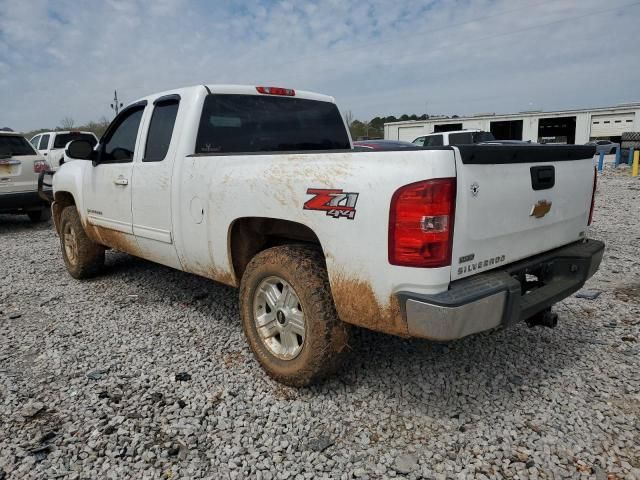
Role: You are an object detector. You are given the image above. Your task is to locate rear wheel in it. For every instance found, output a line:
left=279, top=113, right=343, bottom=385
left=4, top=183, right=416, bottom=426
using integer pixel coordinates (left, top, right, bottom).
left=27, top=208, right=50, bottom=223
left=239, top=245, right=349, bottom=386
left=59, top=206, right=105, bottom=279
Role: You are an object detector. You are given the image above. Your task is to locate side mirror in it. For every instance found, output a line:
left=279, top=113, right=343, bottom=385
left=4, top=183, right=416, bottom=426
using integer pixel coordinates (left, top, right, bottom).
left=66, top=139, right=95, bottom=160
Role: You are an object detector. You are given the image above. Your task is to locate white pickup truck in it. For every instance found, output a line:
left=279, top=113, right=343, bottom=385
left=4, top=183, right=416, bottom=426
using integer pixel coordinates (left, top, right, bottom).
left=30, top=131, right=99, bottom=170
left=42, top=84, right=604, bottom=386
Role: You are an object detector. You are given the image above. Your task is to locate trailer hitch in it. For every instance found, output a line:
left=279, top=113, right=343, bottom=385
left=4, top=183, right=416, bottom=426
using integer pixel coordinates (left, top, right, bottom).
left=526, top=307, right=558, bottom=328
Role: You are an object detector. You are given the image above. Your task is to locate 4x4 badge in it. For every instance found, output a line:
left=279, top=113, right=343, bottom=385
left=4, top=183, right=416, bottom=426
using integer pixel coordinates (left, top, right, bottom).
left=304, top=188, right=359, bottom=220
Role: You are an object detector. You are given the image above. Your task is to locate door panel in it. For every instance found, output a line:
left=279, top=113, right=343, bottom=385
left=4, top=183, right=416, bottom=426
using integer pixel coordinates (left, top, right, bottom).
left=83, top=106, right=145, bottom=251
left=130, top=95, right=182, bottom=269
left=84, top=163, right=134, bottom=233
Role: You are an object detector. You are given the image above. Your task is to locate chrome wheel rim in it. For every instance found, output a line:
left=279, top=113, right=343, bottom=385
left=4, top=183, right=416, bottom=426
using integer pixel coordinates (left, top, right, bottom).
left=63, top=224, right=78, bottom=265
left=253, top=276, right=306, bottom=360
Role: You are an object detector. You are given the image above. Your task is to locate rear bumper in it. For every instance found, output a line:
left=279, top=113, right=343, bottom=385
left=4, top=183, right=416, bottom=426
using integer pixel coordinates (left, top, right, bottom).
left=399, top=239, right=605, bottom=341
left=0, top=190, right=49, bottom=213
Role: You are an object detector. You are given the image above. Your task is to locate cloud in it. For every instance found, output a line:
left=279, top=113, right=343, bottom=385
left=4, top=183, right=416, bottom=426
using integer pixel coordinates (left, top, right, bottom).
left=0, top=0, right=639, bottom=132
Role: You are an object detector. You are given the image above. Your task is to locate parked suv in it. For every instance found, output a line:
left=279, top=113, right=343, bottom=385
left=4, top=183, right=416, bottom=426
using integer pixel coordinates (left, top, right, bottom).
left=0, top=132, right=51, bottom=222
left=30, top=131, right=98, bottom=170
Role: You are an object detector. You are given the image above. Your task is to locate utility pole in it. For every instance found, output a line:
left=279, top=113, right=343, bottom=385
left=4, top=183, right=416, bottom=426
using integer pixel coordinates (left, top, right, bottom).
left=110, top=90, right=123, bottom=116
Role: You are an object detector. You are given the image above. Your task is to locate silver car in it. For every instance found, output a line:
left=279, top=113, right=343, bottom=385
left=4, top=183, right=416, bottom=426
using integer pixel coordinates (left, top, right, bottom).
left=586, top=140, right=619, bottom=155
left=0, top=132, right=51, bottom=222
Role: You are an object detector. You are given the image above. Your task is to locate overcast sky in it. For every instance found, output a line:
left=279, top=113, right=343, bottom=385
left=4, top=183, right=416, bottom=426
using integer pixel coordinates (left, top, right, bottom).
left=1, top=0, right=639, bottom=132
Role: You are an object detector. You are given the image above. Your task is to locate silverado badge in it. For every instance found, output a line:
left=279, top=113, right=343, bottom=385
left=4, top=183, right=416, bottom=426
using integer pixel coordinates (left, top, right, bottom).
left=530, top=200, right=552, bottom=218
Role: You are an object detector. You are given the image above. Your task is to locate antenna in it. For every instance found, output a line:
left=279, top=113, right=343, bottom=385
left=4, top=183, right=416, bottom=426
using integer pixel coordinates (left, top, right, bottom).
left=110, top=90, right=124, bottom=116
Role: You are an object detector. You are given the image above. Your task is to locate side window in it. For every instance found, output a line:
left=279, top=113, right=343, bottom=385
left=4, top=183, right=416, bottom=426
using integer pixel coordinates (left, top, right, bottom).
left=102, top=107, right=145, bottom=163
left=30, top=135, right=40, bottom=148
left=144, top=99, right=179, bottom=162
left=412, top=136, right=425, bottom=146
left=426, top=135, right=443, bottom=147
left=448, top=132, right=473, bottom=145
left=39, top=134, right=50, bottom=150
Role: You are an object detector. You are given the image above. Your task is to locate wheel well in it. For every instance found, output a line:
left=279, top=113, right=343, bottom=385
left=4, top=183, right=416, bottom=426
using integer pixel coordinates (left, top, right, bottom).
left=229, top=218, right=322, bottom=281
left=52, top=191, right=75, bottom=232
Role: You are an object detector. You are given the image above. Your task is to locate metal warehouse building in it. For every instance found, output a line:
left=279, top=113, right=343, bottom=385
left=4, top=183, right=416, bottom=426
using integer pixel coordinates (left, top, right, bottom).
left=384, top=103, right=640, bottom=145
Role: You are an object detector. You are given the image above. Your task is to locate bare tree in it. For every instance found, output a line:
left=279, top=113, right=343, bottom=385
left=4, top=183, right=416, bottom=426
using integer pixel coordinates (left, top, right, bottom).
left=344, top=110, right=354, bottom=128
left=60, top=117, right=75, bottom=129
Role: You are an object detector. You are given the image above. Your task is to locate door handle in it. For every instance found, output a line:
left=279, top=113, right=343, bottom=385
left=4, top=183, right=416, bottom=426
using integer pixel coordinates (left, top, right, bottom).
left=114, top=176, right=129, bottom=186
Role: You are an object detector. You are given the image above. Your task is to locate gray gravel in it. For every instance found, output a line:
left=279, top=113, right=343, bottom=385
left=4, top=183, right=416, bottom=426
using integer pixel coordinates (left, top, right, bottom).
left=1, top=166, right=639, bottom=479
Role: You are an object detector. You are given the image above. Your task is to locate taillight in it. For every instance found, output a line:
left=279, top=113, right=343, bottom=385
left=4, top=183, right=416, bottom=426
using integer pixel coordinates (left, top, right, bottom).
left=33, top=160, right=49, bottom=173
left=588, top=166, right=597, bottom=225
left=389, top=178, right=456, bottom=268
left=256, top=86, right=295, bottom=96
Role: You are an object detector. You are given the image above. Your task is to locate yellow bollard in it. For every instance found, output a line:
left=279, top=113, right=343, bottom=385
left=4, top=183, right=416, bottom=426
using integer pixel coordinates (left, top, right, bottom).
left=633, top=151, right=640, bottom=177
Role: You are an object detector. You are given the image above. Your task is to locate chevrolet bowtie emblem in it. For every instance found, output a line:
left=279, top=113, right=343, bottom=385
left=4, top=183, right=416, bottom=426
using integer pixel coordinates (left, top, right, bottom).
left=530, top=200, right=552, bottom=218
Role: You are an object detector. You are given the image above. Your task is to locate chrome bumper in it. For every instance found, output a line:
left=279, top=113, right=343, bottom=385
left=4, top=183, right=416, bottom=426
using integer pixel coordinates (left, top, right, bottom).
left=400, top=239, right=605, bottom=341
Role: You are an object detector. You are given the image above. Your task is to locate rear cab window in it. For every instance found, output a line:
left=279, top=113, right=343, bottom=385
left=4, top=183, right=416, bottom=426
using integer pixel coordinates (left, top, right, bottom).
left=195, top=94, right=350, bottom=154
left=0, top=135, right=37, bottom=156
left=53, top=133, right=98, bottom=149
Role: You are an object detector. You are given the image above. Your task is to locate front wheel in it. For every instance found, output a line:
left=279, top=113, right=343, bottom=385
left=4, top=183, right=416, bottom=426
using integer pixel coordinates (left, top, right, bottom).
left=59, top=206, right=105, bottom=279
left=239, top=245, right=349, bottom=386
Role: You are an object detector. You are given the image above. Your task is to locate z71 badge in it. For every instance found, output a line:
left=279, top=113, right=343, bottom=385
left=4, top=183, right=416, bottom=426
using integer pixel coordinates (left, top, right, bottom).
left=304, top=188, right=359, bottom=220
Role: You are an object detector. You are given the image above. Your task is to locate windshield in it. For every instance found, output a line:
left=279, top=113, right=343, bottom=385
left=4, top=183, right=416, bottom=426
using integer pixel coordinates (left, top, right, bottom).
left=53, top=133, right=98, bottom=149
left=196, top=94, right=350, bottom=153
left=0, top=135, right=37, bottom=156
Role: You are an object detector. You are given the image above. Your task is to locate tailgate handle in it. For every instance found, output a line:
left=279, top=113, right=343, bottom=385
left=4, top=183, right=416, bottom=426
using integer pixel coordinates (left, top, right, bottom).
left=530, top=166, right=555, bottom=190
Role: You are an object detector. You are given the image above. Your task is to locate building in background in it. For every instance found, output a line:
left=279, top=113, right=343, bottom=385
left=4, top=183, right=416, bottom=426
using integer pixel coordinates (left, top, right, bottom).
left=384, top=103, right=640, bottom=145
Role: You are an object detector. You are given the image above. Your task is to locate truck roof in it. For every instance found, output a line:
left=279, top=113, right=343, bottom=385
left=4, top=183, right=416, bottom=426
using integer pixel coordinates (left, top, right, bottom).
left=132, top=84, right=336, bottom=107
left=34, top=131, right=97, bottom=136
left=424, top=129, right=483, bottom=135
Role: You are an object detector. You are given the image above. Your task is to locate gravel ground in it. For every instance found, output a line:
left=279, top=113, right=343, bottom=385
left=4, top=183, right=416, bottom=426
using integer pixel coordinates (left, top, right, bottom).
left=1, top=166, right=639, bottom=480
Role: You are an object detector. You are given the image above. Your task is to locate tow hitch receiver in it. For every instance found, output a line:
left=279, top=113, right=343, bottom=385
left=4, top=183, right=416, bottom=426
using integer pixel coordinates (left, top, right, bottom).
left=526, top=308, right=558, bottom=328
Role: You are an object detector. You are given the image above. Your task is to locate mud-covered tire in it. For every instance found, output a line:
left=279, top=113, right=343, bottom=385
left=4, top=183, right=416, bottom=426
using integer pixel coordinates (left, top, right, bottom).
left=239, top=245, right=349, bottom=387
left=59, top=206, right=105, bottom=279
left=27, top=208, right=51, bottom=223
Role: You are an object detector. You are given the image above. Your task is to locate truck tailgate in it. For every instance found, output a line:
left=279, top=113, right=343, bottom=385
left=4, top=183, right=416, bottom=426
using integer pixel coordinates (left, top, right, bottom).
left=451, top=145, right=596, bottom=281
